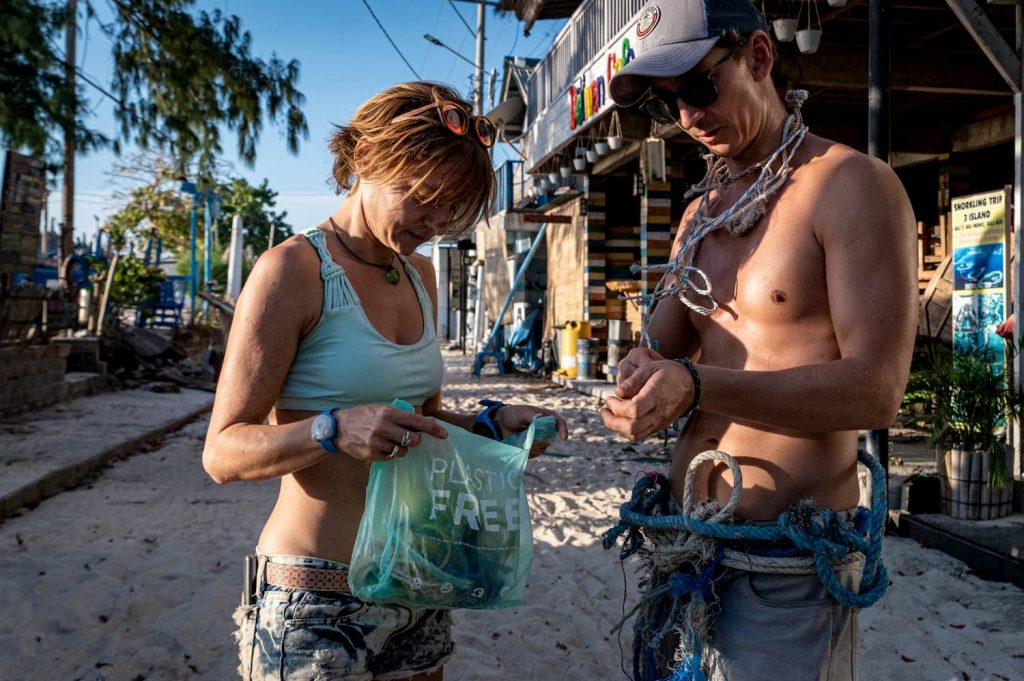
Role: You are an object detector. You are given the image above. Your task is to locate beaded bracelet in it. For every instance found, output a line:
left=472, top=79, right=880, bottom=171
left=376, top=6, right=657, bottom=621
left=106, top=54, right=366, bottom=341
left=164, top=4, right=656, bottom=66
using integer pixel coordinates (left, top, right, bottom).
left=673, top=357, right=702, bottom=420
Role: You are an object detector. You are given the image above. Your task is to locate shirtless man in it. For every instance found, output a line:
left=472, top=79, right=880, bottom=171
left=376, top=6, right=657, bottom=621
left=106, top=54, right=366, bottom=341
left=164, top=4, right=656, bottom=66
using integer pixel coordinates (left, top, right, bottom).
left=600, top=1, right=917, bottom=679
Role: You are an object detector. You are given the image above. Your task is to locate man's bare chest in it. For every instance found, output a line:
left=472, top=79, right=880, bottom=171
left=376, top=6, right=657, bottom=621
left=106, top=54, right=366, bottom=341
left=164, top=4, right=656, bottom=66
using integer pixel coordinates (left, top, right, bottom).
left=685, top=203, right=827, bottom=324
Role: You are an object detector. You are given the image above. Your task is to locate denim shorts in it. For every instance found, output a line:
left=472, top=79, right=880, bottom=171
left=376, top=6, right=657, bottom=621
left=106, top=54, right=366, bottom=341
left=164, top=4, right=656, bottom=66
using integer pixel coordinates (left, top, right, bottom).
left=233, top=553, right=454, bottom=680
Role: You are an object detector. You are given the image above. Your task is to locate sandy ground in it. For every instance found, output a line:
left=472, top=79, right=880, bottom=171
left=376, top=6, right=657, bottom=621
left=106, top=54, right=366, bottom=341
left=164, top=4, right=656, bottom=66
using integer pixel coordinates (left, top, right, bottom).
left=1, top=352, right=1022, bottom=681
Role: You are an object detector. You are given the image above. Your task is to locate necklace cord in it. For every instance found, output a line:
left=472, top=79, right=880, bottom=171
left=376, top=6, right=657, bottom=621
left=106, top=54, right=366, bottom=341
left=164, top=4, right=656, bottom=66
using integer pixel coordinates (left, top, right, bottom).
left=328, top=216, right=402, bottom=285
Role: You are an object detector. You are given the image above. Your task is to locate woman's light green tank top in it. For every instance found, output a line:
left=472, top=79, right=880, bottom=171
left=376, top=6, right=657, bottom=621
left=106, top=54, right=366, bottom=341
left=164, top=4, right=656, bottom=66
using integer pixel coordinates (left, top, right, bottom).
left=275, top=228, right=444, bottom=412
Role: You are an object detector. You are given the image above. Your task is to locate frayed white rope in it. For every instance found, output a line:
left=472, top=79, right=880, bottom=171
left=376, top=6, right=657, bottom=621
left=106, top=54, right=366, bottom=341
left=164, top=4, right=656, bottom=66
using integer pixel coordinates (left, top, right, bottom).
left=627, top=90, right=809, bottom=349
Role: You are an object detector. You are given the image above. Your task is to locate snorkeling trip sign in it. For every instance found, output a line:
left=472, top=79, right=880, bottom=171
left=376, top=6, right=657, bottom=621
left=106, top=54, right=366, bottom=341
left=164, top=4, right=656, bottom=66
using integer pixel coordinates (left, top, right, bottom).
left=951, top=188, right=1010, bottom=363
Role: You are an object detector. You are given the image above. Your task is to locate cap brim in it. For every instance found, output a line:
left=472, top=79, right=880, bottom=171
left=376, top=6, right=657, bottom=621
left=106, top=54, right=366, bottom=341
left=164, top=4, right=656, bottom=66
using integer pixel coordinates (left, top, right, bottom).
left=609, top=36, right=721, bottom=107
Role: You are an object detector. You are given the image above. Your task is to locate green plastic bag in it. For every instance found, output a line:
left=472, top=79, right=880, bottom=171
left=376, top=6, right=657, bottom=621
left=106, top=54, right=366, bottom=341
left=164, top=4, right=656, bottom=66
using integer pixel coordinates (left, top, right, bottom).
left=348, top=401, right=551, bottom=609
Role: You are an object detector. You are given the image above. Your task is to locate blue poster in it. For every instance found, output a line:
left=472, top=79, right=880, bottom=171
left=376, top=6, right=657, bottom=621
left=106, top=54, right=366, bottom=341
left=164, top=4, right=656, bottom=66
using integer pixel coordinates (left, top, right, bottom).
left=951, top=190, right=1010, bottom=363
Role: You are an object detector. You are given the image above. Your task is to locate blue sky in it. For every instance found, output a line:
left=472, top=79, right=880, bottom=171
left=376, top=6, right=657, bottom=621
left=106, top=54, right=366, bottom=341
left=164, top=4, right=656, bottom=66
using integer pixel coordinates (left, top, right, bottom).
left=54, top=0, right=566, bottom=243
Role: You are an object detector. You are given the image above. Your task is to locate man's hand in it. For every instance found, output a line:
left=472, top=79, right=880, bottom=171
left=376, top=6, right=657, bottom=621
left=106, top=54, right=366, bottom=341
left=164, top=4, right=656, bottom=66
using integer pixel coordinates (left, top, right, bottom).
left=614, top=346, right=665, bottom=389
left=601, top=359, right=694, bottom=441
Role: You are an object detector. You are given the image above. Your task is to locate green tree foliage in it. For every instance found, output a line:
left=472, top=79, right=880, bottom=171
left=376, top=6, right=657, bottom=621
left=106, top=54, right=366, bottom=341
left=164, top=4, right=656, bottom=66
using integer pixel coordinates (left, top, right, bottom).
left=92, top=254, right=165, bottom=325
left=0, top=0, right=308, bottom=176
left=104, top=154, right=191, bottom=252
left=173, top=177, right=293, bottom=290
left=104, top=154, right=290, bottom=290
left=214, top=177, right=292, bottom=257
left=0, top=0, right=107, bottom=161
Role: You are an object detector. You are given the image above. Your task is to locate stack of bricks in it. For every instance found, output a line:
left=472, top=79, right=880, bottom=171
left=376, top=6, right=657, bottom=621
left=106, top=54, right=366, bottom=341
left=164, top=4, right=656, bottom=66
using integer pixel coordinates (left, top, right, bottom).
left=0, top=151, right=45, bottom=282
left=0, top=344, right=71, bottom=414
left=640, top=178, right=673, bottom=297
left=584, top=191, right=607, bottom=323
left=584, top=192, right=608, bottom=374
left=604, top=224, right=641, bottom=281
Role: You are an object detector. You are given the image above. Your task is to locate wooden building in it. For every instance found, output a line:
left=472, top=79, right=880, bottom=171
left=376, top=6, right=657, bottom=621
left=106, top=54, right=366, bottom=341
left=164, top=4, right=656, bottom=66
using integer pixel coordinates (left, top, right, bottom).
left=475, top=0, right=1023, bottom=386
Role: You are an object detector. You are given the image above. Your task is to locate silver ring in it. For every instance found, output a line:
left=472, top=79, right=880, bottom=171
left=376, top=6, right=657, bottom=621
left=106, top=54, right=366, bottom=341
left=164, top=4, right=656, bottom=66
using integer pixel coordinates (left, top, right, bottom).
left=400, top=429, right=412, bottom=447
left=386, top=443, right=400, bottom=459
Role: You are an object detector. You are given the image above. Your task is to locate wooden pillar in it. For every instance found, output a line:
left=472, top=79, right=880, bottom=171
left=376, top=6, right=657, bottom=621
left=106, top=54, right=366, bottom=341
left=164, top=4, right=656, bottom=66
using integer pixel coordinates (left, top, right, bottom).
left=867, top=0, right=892, bottom=473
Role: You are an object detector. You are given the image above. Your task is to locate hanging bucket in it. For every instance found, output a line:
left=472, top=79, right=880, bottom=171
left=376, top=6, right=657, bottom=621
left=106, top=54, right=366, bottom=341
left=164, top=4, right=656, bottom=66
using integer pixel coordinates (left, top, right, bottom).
left=773, top=18, right=797, bottom=42
left=796, top=29, right=822, bottom=54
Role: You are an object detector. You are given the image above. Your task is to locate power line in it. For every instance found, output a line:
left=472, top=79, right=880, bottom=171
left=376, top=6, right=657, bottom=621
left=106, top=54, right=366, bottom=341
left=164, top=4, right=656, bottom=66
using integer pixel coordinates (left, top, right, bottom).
left=361, top=0, right=422, bottom=80
left=446, top=0, right=475, bottom=37
left=510, top=20, right=521, bottom=55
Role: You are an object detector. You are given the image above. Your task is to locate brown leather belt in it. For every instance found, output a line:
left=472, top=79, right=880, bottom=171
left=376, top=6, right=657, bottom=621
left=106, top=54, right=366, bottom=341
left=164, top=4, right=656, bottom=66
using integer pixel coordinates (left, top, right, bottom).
left=264, top=562, right=351, bottom=593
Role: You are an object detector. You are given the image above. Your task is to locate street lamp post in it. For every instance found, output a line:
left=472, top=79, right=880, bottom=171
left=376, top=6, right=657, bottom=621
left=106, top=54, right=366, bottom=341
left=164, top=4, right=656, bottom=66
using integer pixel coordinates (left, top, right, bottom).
left=425, top=0, right=486, bottom=114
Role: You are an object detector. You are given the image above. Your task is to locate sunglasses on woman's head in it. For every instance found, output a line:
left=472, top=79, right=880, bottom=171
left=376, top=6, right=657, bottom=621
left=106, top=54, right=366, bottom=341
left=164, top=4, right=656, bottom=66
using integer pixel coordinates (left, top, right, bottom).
left=639, top=41, right=747, bottom=126
left=392, top=101, right=497, bottom=148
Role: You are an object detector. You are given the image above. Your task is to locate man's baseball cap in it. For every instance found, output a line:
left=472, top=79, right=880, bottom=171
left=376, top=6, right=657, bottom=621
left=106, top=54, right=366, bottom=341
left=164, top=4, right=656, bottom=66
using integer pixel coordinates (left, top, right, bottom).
left=609, top=0, right=770, bottom=107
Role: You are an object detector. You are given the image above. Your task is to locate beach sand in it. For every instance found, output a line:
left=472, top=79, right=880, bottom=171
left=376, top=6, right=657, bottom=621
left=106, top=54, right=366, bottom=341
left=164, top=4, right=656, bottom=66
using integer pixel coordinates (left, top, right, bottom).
left=0, top=352, right=1021, bottom=680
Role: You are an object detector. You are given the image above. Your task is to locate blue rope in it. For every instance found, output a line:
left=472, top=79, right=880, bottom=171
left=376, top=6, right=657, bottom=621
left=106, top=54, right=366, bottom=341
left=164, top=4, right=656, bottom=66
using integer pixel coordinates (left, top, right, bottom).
left=603, top=450, right=888, bottom=611
left=603, top=450, right=890, bottom=680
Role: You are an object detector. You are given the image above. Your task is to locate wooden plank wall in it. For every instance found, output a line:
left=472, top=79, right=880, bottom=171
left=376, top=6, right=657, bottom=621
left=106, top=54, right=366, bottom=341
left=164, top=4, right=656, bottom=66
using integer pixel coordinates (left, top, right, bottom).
left=477, top=222, right=511, bottom=327
left=543, top=199, right=586, bottom=340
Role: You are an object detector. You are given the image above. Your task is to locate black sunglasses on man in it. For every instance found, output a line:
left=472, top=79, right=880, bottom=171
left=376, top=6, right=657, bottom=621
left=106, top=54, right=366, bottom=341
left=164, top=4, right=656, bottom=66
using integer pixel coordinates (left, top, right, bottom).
left=639, top=41, right=747, bottom=125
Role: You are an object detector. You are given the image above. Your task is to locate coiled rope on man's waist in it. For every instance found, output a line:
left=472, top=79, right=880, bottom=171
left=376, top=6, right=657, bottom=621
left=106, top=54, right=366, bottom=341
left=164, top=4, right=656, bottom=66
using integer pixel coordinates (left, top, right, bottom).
left=602, top=449, right=889, bottom=681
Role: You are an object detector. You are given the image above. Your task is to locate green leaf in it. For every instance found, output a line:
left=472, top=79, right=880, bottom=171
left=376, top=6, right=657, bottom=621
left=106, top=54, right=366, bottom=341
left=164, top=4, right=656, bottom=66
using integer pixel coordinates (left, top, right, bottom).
left=0, top=0, right=307, bottom=176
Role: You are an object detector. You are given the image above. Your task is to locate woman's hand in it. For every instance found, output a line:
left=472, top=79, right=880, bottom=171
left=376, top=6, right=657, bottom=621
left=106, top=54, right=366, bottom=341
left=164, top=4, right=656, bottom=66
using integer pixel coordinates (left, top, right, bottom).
left=335, top=404, right=448, bottom=463
left=495, top=405, right=570, bottom=458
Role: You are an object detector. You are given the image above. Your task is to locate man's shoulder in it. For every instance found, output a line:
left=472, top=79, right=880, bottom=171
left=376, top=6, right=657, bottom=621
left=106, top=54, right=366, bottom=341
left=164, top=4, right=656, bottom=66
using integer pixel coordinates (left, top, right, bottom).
left=794, top=135, right=902, bottom=208
left=800, top=135, right=890, bottom=178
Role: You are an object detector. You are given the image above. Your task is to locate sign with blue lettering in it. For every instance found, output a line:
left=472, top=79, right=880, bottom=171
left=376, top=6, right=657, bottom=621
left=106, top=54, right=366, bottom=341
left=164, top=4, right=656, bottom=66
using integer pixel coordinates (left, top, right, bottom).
left=951, top=189, right=1011, bottom=363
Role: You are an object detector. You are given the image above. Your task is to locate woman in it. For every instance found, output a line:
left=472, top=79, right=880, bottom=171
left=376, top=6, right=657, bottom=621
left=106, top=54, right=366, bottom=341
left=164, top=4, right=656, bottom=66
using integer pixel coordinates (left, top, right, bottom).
left=203, top=82, right=568, bottom=681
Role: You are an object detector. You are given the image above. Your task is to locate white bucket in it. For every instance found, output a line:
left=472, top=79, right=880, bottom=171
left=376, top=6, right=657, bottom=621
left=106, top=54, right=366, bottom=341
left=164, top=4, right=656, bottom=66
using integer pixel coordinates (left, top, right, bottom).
left=773, top=18, right=797, bottom=42
left=796, top=29, right=822, bottom=54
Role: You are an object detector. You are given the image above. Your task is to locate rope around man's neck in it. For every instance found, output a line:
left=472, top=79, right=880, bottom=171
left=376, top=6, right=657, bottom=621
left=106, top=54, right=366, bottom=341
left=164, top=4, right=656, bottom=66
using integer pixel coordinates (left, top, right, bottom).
left=626, top=90, right=809, bottom=349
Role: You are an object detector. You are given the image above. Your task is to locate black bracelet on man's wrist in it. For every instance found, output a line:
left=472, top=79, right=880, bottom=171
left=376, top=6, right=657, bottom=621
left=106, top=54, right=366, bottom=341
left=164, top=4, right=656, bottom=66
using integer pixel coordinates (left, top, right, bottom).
left=673, top=357, right=702, bottom=420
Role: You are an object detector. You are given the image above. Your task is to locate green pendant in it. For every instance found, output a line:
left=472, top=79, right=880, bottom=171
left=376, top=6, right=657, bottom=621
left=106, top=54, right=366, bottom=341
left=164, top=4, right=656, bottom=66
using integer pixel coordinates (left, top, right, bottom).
left=385, top=265, right=401, bottom=285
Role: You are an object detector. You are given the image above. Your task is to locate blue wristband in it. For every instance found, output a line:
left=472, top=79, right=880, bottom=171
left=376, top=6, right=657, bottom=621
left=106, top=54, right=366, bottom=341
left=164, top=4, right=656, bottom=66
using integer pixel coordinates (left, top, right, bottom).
left=472, top=399, right=505, bottom=440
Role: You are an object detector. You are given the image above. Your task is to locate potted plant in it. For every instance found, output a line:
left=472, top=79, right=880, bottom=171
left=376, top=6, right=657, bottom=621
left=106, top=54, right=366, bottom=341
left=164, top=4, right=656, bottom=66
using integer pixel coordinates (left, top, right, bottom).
left=904, top=345, right=1022, bottom=519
